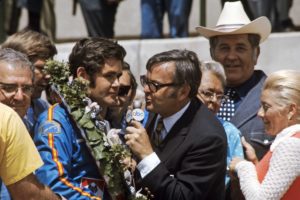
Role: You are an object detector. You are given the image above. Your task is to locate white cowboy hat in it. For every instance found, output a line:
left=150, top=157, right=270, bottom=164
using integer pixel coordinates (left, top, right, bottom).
left=196, top=1, right=271, bottom=43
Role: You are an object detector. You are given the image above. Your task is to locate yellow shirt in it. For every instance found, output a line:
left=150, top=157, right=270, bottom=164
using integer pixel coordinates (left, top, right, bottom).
left=0, top=103, right=43, bottom=185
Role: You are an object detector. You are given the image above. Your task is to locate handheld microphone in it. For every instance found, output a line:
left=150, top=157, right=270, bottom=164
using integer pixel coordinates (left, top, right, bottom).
left=119, top=100, right=144, bottom=138
left=131, top=100, right=145, bottom=122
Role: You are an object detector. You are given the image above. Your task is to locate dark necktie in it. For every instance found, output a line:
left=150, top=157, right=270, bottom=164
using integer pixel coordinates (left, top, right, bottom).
left=153, top=117, right=164, bottom=145
left=218, top=89, right=237, bottom=121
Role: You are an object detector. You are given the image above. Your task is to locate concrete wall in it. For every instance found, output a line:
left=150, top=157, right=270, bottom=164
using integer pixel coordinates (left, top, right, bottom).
left=55, top=32, right=300, bottom=80
left=18, top=0, right=300, bottom=79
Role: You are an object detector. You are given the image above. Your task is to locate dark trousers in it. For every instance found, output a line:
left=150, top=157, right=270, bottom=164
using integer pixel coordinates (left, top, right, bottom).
left=141, top=0, right=193, bottom=38
left=79, top=0, right=118, bottom=38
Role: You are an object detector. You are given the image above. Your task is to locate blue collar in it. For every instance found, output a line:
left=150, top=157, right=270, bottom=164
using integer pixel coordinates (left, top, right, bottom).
left=226, top=70, right=266, bottom=99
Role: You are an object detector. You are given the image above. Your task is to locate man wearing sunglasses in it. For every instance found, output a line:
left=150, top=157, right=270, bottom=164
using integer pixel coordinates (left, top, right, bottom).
left=125, top=49, right=227, bottom=200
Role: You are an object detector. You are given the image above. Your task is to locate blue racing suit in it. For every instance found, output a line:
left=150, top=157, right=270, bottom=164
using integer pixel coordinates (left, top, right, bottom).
left=34, top=104, right=109, bottom=200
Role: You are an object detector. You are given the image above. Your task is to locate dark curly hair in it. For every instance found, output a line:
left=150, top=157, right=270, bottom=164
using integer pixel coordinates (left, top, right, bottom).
left=68, top=37, right=126, bottom=87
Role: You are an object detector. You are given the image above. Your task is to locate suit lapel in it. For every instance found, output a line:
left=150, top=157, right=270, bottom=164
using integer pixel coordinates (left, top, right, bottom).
left=155, top=98, right=200, bottom=162
left=231, top=75, right=266, bottom=128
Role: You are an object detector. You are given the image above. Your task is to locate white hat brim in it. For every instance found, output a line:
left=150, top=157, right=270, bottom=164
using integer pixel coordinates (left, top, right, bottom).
left=196, top=17, right=271, bottom=43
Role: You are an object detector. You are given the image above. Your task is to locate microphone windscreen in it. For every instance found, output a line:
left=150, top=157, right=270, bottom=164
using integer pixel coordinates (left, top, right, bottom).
left=132, top=108, right=145, bottom=122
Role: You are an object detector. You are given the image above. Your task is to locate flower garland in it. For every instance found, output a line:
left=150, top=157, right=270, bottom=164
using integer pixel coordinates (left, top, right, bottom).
left=44, top=60, right=147, bottom=200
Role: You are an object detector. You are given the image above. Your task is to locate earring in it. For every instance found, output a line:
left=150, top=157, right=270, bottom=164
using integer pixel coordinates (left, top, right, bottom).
left=288, top=113, right=292, bottom=120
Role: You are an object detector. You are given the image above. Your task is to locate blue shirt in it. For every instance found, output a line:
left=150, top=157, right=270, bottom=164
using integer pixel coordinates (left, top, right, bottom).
left=219, top=118, right=244, bottom=186
left=23, top=98, right=49, bottom=137
left=225, top=70, right=265, bottom=111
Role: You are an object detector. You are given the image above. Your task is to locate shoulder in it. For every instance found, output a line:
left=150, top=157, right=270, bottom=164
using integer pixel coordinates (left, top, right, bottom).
left=35, top=104, right=70, bottom=136
left=222, top=121, right=241, bottom=137
left=190, top=104, right=226, bottom=140
left=274, top=137, right=300, bottom=153
left=272, top=137, right=300, bottom=163
left=37, top=104, right=68, bottom=122
left=33, top=98, right=49, bottom=112
left=0, top=103, right=18, bottom=119
left=0, top=103, right=25, bottom=132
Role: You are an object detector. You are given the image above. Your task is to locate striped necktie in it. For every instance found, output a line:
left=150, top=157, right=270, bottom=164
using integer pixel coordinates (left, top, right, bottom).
left=153, top=117, right=164, bottom=145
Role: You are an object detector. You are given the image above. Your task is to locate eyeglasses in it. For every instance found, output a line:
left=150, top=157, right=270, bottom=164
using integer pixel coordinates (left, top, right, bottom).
left=199, top=89, right=226, bottom=103
left=118, top=85, right=131, bottom=97
left=140, top=75, right=178, bottom=93
left=0, top=82, right=33, bottom=96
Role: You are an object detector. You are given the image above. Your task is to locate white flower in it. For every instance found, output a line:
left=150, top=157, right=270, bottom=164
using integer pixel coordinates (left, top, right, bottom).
left=107, top=129, right=122, bottom=146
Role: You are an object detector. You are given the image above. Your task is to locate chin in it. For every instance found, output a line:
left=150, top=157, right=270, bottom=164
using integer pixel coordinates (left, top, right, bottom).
left=265, top=128, right=277, bottom=136
left=107, top=99, right=119, bottom=107
left=145, top=104, right=153, bottom=112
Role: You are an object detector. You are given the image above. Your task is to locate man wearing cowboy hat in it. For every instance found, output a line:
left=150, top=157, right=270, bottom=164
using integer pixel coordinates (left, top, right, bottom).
left=196, top=1, right=274, bottom=161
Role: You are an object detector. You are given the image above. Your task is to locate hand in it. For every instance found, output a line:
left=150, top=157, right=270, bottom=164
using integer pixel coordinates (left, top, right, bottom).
left=229, top=157, right=244, bottom=172
left=125, top=121, right=153, bottom=160
left=241, top=137, right=258, bottom=164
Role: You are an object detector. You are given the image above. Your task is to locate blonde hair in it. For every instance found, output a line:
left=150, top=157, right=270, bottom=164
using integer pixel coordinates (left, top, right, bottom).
left=263, top=70, right=300, bottom=121
left=2, top=30, right=57, bottom=62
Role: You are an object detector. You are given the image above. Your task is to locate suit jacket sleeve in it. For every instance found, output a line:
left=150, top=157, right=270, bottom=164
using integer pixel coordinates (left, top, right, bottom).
left=140, top=103, right=227, bottom=200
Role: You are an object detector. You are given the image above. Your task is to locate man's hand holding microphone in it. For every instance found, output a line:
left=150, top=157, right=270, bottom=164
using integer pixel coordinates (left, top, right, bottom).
left=124, top=100, right=154, bottom=160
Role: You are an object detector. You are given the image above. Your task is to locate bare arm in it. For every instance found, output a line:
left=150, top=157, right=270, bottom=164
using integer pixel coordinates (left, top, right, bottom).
left=7, top=173, right=60, bottom=200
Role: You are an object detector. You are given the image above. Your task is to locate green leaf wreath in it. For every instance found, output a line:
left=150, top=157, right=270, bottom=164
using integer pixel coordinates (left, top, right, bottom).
left=44, top=60, right=147, bottom=200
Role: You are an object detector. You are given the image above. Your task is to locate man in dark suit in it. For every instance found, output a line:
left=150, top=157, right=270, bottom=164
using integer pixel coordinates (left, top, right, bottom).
left=125, top=49, right=227, bottom=200
left=196, top=1, right=274, bottom=160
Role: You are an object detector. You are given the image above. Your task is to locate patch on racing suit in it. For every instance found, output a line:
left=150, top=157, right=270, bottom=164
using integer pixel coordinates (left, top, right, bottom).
left=80, top=177, right=105, bottom=198
left=39, top=120, right=61, bottom=135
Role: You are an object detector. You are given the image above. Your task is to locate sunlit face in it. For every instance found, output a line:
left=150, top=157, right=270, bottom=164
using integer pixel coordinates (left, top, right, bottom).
left=117, top=70, right=134, bottom=108
left=258, top=89, right=290, bottom=135
left=198, top=71, right=224, bottom=114
left=212, top=34, right=258, bottom=87
left=89, top=58, right=123, bottom=108
left=0, top=61, right=33, bottom=117
left=143, top=62, right=184, bottom=118
left=32, top=59, right=50, bottom=99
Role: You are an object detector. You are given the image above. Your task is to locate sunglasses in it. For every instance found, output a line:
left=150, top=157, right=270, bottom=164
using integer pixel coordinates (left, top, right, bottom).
left=118, top=85, right=131, bottom=96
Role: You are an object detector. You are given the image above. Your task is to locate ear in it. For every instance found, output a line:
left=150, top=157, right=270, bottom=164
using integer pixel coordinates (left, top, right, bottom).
left=253, top=47, right=260, bottom=65
left=210, top=48, right=215, bottom=60
left=177, top=84, right=191, bottom=101
left=288, top=103, right=297, bottom=120
left=76, top=67, right=89, bottom=80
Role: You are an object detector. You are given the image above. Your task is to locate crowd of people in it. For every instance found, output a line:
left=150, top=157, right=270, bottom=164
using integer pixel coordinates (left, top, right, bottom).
left=1, top=0, right=299, bottom=43
left=0, top=1, right=300, bottom=200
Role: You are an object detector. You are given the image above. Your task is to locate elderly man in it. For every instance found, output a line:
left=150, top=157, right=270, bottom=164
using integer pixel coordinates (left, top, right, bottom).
left=196, top=1, right=274, bottom=160
left=2, top=29, right=57, bottom=136
left=125, top=49, right=227, bottom=199
left=0, top=48, right=34, bottom=118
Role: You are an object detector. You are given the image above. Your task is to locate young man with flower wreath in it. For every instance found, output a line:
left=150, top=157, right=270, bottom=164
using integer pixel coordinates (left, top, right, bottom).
left=33, top=38, right=126, bottom=200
